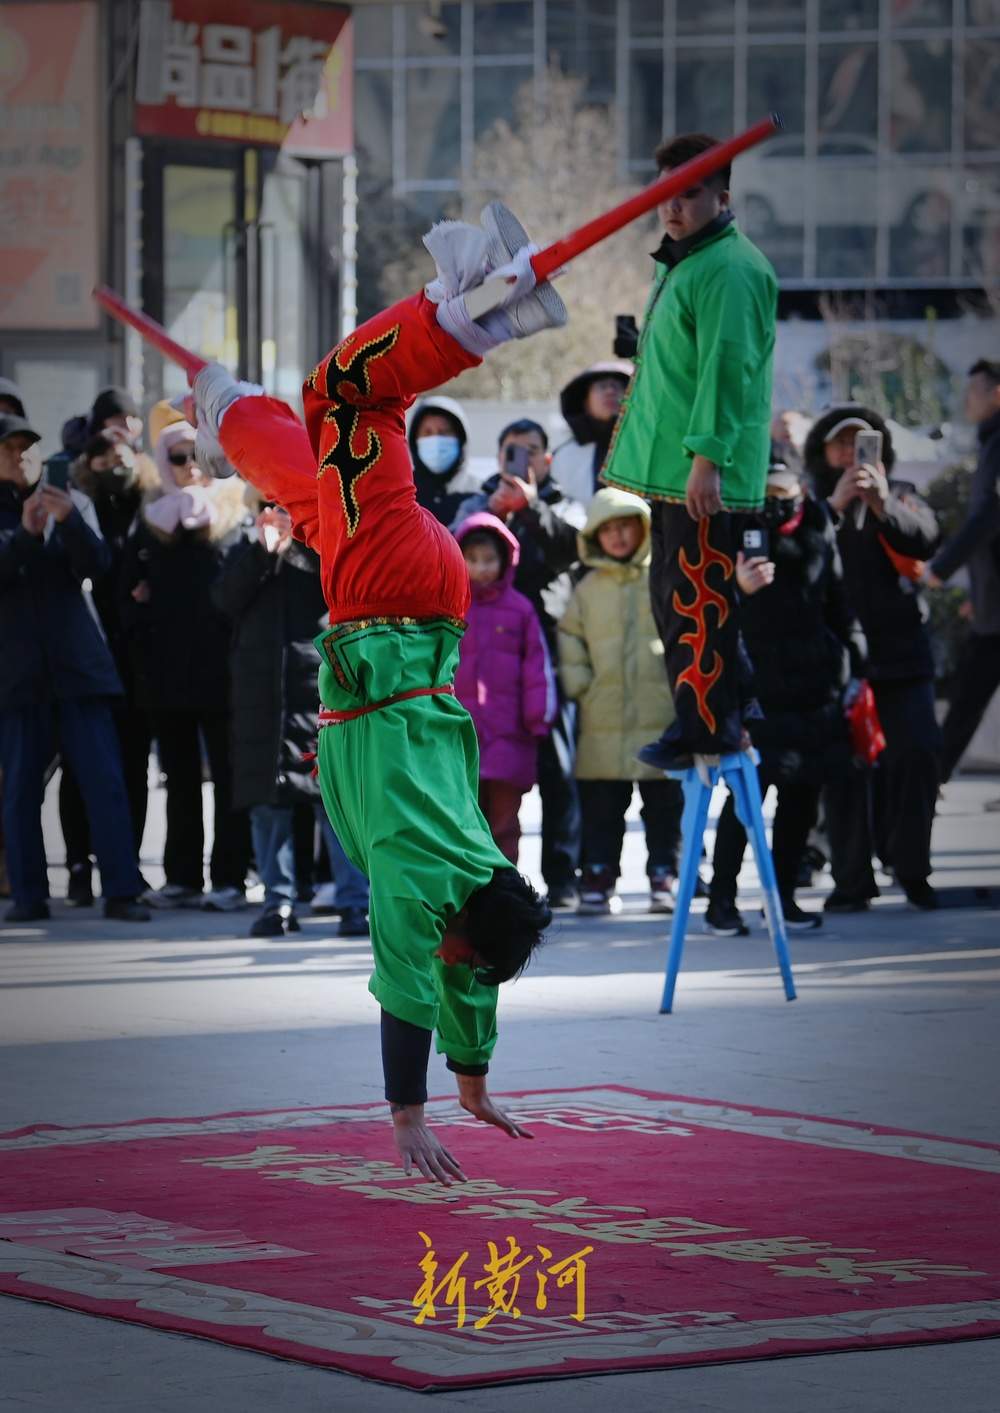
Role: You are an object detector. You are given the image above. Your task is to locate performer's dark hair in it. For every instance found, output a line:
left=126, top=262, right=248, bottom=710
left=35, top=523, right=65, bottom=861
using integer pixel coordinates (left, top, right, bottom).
left=969, top=358, right=1000, bottom=384
left=498, top=418, right=548, bottom=450
left=465, top=869, right=551, bottom=986
left=460, top=526, right=509, bottom=573
left=654, top=133, right=730, bottom=189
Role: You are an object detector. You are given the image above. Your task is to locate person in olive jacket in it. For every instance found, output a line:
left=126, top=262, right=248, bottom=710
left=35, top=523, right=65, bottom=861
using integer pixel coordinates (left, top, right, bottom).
left=805, top=406, right=942, bottom=911
left=212, top=503, right=370, bottom=937
left=0, top=413, right=147, bottom=923
left=120, top=421, right=250, bottom=910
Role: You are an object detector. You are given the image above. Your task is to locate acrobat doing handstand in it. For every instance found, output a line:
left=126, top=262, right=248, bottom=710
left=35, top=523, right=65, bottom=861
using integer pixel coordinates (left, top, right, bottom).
left=191, top=205, right=565, bottom=1185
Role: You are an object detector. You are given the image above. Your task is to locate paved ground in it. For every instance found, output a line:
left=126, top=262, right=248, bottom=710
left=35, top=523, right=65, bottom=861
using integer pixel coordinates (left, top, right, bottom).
left=1, top=774, right=999, bottom=1411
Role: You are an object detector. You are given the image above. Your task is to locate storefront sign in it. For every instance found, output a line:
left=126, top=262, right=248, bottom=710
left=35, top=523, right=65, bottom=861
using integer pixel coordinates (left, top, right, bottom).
left=0, top=3, right=100, bottom=330
left=135, top=0, right=353, bottom=155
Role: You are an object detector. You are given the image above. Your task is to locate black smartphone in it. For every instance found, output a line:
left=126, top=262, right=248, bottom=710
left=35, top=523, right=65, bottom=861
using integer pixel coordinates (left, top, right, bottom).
left=44, top=458, right=69, bottom=492
left=742, top=525, right=770, bottom=559
left=504, top=443, right=531, bottom=479
left=613, top=314, right=639, bottom=359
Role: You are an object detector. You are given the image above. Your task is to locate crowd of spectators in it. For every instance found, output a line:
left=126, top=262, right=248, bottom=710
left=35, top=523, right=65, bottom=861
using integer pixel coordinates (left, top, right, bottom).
left=0, top=354, right=997, bottom=935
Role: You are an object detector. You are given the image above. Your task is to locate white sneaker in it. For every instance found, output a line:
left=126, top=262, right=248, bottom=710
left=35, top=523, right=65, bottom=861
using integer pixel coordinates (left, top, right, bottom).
left=479, top=201, right=568, bottom=337
left=202, top=886, right=247, bottom=913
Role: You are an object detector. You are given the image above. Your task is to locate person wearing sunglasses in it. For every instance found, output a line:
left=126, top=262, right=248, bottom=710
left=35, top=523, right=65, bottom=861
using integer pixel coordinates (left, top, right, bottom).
left=120, top=420, right=251, bottom=912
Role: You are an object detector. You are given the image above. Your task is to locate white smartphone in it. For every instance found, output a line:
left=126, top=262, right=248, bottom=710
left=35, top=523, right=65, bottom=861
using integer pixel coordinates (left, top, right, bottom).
left=853, top=430, right=884, bottom=528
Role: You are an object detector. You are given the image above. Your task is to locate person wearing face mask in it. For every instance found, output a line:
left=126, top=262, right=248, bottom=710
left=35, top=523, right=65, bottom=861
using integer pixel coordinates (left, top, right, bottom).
left=57, top=431, right=161, bottom=906
left=120, top=422, right=251, bottom=912
left=705, top=453, right=867, bottom=936
left=550, top=362, right=633, bottom=509
left=407, top=396, right=470, bottom=525
left=804, top=406, right=942, bottom=912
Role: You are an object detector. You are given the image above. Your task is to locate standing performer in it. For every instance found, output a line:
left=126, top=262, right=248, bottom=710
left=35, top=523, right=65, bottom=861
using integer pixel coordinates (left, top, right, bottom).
left=192, top=205, right=562, bottom=1184
left=602, top=132, right=778, bottom=768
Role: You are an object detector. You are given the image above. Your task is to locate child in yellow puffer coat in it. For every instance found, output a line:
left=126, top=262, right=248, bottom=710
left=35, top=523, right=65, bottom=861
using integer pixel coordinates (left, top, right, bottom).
left=558, top=487, right=682, bottom=915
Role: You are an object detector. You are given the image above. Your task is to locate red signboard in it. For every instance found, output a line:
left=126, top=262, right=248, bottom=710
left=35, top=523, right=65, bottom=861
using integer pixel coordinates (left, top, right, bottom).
left=134, top=0, right=353, bottom=155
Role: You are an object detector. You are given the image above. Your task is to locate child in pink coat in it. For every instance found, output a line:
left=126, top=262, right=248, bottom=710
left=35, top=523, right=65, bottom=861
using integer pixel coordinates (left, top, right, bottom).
left=453, top=512, right=555, bottom=863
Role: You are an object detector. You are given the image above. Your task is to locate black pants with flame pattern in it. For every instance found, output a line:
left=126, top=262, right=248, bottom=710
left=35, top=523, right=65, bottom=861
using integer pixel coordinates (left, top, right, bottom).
left=649, top=502, right=743, bottom=756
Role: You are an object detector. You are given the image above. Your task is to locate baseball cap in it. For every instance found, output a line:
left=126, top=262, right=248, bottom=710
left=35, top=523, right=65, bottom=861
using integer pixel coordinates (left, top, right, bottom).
left=0, top=413, right=41, bottom=446
left=823, top=416, right=872, bottom=442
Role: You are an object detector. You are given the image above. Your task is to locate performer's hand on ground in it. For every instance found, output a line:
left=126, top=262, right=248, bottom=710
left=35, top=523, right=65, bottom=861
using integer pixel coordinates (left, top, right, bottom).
left=736, top=551, right=775, bottom=596
left=685, top=457, right=722, bottom=519
left=257, top=506, right=293, bottom=554
left=392, top=1104, right=468, bottom=1185
left=456, top=1075, right=534, bottom=1140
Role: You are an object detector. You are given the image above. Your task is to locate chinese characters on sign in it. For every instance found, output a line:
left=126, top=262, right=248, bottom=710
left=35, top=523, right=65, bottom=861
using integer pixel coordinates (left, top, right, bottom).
left=134, top=0, right=352, bottom=153
left=413, top=1233, right=594, bottom=1330
left=0, top=3, right=100, bottom=330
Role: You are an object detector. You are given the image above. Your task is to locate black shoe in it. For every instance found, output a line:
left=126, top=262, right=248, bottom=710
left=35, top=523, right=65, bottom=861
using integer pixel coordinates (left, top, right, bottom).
left=544, top=884, right=579, bottom=910
left=704, top=899, right=749, bottom=936
left=823, top=889, right=870, bottom=913
left=903, top=881, right=939, bottom=911
left=103, top=898, right=151, bottom=922
left=250, top=905, right=300, bottom=937
left=66, top=862, right=94, bottom=907
left=779, top=898, right=822, bottom=931
left=338, top=907, right=370, bottom=937
left=5, top=900, right=50, bottom=923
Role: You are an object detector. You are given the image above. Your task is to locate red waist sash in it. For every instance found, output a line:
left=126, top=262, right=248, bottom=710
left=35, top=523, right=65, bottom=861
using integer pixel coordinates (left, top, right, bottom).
left=318, top=684, right=454, bottom=727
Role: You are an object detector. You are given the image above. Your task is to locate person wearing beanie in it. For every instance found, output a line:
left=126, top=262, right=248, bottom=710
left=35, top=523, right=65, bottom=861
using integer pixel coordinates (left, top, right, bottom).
left=804, top=404, right=942, bottom=912
left=119, top=421, right=250, bottom=912
left=558, top=488, right=682, bottom=915
left=408, top=395, right=471, bottom=526
left=190, top=200, right=561, bottom=1182
left=0, top=378, right=27, bottom=420
left=453, top=513, right=555, bottom=864
left=550, top=361, right=632, bottom=508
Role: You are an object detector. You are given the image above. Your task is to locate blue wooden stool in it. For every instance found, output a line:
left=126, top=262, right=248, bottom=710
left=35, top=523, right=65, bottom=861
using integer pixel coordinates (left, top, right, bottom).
left=660, top=749, right=797, bottom=1013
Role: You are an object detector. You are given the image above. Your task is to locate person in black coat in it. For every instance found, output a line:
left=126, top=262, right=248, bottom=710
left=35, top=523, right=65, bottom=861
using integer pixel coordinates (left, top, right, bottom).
left=804, top=405, right=942, bottom=911
left=212, top=505, right=370, bottom=938
left=407, top=394, right=472, bottom=526
left=927, top=359, right=1000, bottom=782
left=120, top=421, right=250, bottom=910
left=707, top=457, right=867, bottom=935
left=57, top=432, right=160, bottom=904
left=451, top=418, right=587, bottom=908
left=0, top=414, right=148, bottom=923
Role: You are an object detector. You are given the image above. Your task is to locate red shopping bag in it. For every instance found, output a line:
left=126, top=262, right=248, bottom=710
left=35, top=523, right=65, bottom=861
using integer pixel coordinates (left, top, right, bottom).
left=847, top=680, right=886, bottom=765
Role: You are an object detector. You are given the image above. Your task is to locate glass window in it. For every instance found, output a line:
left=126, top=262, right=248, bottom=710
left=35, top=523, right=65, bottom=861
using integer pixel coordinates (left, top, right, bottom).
left=748, top=1, right=806, bottom=31
left=819, top=0, right=877, bottom=29
left=890, top=41, right=951, bottom=153
left=676, top=0, right=734, bottom=35
left=675, top=48, right=734, bottom=136
left=734, top=142, right=805, bottom=278
left=473, top=64, right=534, bottom=144
left=404, top=1, right=461, bottom=58
left=259, top=164, right=307, bottom=401
left=354, top=3, right=393, bottom=61
left=747, top=47, right=806, bottom=134
left=891, top=0, right=953, bottom=23
left=814, top=167, right=878, bottom=278
left=960, top=162, right=1000, bottom=284
left=474, top=2, right=534, bottom=54
left=355, top=68, right=393, bottom=180
left=965, top=40, right=1000, bottom=151
left=818, top=43, right=878, bottom=154
left=889, top=168, right=953, bottom=279
left=966, top=1, right=1000, bottom=26
left=163, top=165, right=237, bottom=380
left=546, top=0, right=617, bottom=105
left=630, top=0, right=663, bottom=39
left=629, top=51, right=664, bottom=164
left=404, top=67, right=461, bottom=181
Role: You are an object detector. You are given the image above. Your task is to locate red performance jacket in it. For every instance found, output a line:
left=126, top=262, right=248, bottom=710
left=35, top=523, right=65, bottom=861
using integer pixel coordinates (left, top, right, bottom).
left=218, top=293, right=480, bottom=624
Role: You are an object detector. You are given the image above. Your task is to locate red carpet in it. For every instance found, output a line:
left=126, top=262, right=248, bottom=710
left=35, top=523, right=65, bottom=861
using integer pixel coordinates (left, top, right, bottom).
left=1, top=1086, right=999, bottom=1389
